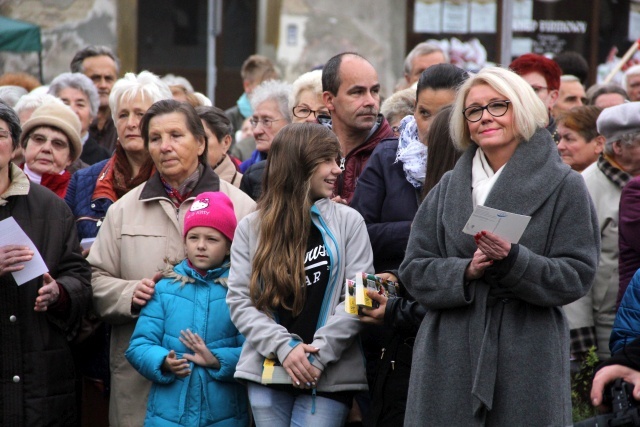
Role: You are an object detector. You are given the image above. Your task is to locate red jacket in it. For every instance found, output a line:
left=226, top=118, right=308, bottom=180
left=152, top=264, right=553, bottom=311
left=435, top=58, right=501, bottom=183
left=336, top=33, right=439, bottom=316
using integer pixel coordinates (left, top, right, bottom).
left=320, top=115, right=394, bottom=204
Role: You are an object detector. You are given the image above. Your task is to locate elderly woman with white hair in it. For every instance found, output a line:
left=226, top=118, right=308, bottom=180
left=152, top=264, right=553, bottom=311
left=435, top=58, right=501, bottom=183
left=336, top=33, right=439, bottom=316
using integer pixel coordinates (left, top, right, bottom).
left=239, top=80, right=292, bottom=200
left=239, top=80, right=292, bottom=173
left=238, top=72, right=324, bottom=201
left=290, top=69, right=329, bottom=124
left=49, top=72, right=110, bottom=165
left=65, top=71, right=174, bottom=242
left=399, top=66, right=600, bottom=425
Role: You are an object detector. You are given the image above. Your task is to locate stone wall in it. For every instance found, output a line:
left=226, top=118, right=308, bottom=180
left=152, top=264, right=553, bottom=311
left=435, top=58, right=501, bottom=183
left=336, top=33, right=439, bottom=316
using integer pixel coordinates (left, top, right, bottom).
left=0, top=0, right=117, bottom=84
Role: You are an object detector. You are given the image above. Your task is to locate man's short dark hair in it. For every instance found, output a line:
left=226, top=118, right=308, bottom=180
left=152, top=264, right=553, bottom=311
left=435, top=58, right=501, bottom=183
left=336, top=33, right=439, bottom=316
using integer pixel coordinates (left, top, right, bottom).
left=70, top=45, right=120, bottom=74
left=322, top=52, right=368, bottom=95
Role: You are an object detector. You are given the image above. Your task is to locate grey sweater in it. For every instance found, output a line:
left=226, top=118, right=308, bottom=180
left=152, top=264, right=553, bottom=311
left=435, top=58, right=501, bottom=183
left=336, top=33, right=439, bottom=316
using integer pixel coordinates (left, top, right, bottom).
left=227, top=198, right=374, bottom=392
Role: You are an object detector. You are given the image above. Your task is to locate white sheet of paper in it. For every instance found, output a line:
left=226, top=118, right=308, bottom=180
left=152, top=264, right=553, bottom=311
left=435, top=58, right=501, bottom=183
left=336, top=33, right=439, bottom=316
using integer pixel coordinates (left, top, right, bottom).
left=80, top=237, right=96, bottom=251
left=463, top=205, right=531, bottom=244
left=0, top=217, right=48, bottom=285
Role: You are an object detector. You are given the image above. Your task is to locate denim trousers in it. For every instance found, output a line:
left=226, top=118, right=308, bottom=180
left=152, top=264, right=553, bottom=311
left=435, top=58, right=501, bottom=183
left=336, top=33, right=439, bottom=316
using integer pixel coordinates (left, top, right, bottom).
left=247, top=382, right=350, bottom=427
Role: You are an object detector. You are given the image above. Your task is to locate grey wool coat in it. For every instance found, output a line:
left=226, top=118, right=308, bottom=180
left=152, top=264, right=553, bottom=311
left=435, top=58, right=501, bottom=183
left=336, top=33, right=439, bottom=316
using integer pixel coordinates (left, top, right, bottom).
left=399, top=128, right=600, bottom=426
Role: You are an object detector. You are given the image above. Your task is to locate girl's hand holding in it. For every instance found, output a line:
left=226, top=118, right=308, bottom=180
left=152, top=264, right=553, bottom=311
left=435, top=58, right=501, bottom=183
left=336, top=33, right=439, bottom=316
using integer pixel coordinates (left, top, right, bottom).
left=162, top=349, right=190, bottom=378
left=283, top=343, right=321, bottom=389
left=179, top=329, right=220, bottom=369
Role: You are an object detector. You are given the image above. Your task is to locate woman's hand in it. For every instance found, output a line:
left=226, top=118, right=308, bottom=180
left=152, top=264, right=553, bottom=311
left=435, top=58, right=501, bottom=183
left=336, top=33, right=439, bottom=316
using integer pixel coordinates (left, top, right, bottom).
left=132, top=272, right=163, bottom=310
left=179, top=329, right=220, bottom=369
left=0, top=245, right=33, bottom=276
left=359, top=289, right=388, bottom=325
left=282, top=343, right=321, bottom=389
left=34, top=273, right=60, bottom=312
left=474, top=231, right=511, bottom=260
left=162, top=349, right=191, bottom=378
left=591, top=365, right=640, bottom=407
left=464, top=249, right=492, bottom=281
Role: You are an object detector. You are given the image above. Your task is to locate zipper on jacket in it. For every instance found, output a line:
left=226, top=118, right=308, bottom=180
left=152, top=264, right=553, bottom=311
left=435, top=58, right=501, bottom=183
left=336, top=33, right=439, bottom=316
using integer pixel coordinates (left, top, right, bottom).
left=339, top=157, right=345, bottom=170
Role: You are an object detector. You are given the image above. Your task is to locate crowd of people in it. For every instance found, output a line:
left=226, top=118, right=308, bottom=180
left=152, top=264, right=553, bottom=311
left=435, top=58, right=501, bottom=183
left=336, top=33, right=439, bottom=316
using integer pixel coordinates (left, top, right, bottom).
left=1, top=40, right=640, bottom=426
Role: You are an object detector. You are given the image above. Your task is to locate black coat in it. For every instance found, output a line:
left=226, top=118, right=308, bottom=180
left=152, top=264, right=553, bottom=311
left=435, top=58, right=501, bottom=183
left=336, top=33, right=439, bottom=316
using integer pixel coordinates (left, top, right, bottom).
left=80, top=136, right=111, bottom=166
left=240, top=160, right=266, bottom=201
left=350, top=139, right=421, bottom=272
left=0, top=173, right=91, bottom=426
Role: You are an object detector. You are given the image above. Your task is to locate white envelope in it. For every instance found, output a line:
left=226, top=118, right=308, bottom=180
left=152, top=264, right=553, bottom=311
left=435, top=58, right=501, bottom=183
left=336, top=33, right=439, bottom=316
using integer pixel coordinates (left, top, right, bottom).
left=463, top=205, right=531, bottom=244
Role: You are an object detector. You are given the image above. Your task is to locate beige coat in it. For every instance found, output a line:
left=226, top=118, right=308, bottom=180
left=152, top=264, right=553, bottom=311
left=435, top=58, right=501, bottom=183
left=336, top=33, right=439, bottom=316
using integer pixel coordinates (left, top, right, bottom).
left=214, top=154, right=242, bottom=188
left=87, top=167, right=255, bottom=427
left=564, top=161, right=621, bottom=360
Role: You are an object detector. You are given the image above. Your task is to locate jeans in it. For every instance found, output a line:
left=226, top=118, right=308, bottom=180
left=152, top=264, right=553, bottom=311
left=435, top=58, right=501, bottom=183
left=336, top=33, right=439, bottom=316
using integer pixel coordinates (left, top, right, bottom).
left=247, top=382, right=350, bottom=427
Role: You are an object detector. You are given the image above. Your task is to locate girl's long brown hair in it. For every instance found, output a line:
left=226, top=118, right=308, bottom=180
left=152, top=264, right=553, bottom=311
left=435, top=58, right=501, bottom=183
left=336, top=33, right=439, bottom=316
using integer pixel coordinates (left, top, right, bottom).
left=250, top=123, right=340, bottom=316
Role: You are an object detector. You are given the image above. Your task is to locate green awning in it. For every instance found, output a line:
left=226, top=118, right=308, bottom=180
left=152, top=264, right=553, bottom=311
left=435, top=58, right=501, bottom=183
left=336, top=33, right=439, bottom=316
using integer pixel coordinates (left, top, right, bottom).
left=0, top=16, right=41, bottom=52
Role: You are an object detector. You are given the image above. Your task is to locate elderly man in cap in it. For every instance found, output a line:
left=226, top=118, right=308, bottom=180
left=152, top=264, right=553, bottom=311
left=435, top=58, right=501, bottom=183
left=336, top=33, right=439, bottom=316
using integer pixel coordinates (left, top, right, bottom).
left=564, top=102, right=640, bottom=363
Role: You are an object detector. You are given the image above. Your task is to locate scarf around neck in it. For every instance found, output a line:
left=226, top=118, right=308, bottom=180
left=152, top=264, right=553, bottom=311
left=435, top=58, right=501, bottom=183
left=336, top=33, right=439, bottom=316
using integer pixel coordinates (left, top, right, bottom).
left=471, top=148, right=505, bottom=207
left=395, top=115, right=427, bottom=188
left=94, top=142, right=156, bottom=201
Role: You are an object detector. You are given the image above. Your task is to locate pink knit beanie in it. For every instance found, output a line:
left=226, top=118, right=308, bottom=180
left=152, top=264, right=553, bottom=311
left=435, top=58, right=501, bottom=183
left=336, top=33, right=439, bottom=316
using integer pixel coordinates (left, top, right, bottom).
left=183, top=192, right=237, bottom=241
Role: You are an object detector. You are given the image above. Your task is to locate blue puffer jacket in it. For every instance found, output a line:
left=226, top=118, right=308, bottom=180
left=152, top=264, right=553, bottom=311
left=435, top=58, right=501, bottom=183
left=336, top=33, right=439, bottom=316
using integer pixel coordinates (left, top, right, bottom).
left=611, top=269, right=640, bottom=355
left=64, top=159, right=113, bottom=240
left=126, top=259, right=248, bottom=427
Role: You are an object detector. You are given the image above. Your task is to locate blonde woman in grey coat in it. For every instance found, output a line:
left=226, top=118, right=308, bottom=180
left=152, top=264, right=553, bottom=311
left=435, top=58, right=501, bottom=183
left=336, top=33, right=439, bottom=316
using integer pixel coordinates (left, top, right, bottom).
left=399, top=67, right=600, bottom=426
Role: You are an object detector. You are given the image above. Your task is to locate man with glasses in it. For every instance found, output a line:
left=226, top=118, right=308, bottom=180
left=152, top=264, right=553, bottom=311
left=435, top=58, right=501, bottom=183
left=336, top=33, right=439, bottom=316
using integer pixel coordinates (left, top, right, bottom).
left=510, top=53, right=562, bottom=142
left=320, top=52, right=394, bottom=204
left=238, top=80, right=292, bottom=200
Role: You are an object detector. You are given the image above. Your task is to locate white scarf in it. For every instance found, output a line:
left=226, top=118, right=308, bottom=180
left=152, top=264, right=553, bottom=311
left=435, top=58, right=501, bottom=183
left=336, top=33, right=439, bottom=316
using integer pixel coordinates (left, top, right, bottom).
left=23, top=163, right=42, bottom=184
left=395, top=115, right=427, bottom=188
left=471, top=148, right=505, bottom=207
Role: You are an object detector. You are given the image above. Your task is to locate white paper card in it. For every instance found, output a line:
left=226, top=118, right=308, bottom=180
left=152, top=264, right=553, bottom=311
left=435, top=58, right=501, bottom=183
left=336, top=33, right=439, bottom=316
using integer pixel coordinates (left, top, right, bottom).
left=0, top=217, right=48, bottom=285
left=80, top=237, right=96, bottom=251
left=463, top=205, right=531, bottom=244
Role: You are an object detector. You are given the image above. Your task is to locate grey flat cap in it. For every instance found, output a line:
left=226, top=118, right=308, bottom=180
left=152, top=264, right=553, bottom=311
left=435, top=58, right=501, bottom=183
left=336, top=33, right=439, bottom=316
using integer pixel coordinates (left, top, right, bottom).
left=597, top=102, right=640, bottom=143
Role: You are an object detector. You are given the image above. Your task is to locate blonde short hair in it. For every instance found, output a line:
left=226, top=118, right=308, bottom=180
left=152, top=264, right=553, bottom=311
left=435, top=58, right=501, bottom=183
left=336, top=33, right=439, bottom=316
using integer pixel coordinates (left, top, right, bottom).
left=450, top=67, right=548, bottom=151
left=289, top=70, right=323, bottom=110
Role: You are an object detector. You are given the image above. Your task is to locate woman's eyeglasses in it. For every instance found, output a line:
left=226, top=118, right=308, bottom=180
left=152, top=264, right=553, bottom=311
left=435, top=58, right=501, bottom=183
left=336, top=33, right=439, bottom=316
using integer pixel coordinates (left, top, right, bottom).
left=292, top=106, right=329, bottom=119
left=249, top=118, right=282, bottom=129
left=463, top=100, right=511, bottom=123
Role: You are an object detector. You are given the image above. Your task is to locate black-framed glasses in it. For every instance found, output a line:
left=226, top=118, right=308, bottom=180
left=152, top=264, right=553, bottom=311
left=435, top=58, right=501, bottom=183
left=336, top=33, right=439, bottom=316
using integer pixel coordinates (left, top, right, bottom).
left=463, top=100, right=511, bottom=123
left=0, top=130, right=10, bottom=140
left=292, top=106, right=329, bottom=119
left=249, top=118, right=282, bottom=129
